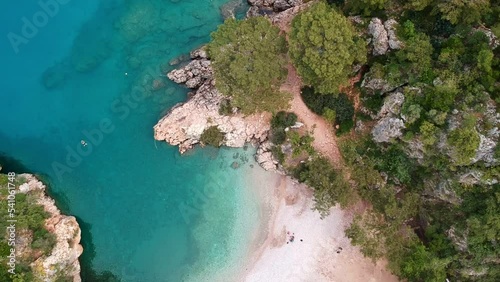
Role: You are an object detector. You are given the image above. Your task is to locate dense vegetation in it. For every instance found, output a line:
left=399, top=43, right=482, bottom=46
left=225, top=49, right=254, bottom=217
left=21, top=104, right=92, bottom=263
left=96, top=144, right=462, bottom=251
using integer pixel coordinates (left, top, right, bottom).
left=332, top=0, right=500, bottom=281
left=208, top=16, right=290, bottom=114
left=205, top=0, right=499, bottom=280
left=0, top=174, right=57, bottom=282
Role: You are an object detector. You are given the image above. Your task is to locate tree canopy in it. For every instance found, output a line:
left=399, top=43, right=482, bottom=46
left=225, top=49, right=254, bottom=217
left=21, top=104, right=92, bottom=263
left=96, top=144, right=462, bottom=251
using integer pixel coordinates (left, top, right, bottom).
left=289, top=2, right=366, bottom=94
left=208, top=16, right=289, bottom=114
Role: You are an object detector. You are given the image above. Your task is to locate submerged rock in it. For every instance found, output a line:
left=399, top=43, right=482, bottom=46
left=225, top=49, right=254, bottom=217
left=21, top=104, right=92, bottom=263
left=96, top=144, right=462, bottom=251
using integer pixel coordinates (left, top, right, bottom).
left=220, top=0, right=248, bottom=19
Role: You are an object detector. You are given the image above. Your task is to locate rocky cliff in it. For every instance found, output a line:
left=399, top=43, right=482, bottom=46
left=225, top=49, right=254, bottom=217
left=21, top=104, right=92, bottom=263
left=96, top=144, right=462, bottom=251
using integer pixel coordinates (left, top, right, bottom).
left=5, top=173, right=83, bottom=281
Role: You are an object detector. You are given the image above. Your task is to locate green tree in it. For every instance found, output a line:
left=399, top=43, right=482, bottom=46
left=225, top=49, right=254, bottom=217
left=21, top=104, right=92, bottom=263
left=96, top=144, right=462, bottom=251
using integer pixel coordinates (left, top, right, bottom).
left=395, top=32, right=433, bottom=81
left=400, top=243, right=449, bottom=282
left=406, top=0, right=491, bottom=24
left=477, top=49, right=494, bottom=74
left=436, top=0, right=490, bottom=25
left=298, top=157, right=354, bottom=214
left=346, top=0, right=387, bottom=16
left=289, top=2, right=366, bottom=94
left=403, top=104, right=422, bottom=125
left=208, top=17, right=289, bottom=114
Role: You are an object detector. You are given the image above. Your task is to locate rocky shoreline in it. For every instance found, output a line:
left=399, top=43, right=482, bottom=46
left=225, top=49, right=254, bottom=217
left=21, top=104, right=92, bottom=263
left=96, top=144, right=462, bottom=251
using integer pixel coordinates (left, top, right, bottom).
left=153, top=47, right=280, bottom=171
left=12, top=174, right=82, bottom=281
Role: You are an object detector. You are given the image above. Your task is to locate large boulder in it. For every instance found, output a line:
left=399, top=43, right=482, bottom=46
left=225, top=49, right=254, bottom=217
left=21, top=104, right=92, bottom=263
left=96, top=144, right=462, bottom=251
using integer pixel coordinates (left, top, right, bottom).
left=377, top=91, right=405, bottom=118
left=273, top=0, right=302, bottom=11
left=255, top=141, right=281, bottom=172
left=368, top=18, right=389, bottom=56
left=372, top=117, right=405, bottom=143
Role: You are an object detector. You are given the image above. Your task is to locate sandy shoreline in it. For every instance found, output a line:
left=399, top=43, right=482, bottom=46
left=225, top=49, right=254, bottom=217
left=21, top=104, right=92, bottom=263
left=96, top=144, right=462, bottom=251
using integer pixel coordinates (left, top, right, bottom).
left=240, top=168, right=398, bottom=282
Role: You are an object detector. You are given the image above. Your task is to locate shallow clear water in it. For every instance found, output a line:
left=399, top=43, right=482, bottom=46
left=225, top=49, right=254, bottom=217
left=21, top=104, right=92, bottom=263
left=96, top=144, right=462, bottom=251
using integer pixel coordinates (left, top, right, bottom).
left=0, top=0, right=262, bottom=281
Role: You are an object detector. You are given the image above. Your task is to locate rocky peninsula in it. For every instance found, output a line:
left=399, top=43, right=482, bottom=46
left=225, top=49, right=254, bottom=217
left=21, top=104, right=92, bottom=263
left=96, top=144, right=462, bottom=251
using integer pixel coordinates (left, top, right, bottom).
left=154, top=46, right=280, bottom=171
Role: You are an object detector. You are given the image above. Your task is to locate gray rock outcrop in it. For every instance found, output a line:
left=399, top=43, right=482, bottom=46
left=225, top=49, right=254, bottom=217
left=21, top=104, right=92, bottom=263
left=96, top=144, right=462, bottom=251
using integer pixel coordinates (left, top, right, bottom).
left=471, top=134, right=497, bottom=165
left=459, top=170, right=498, bottom=186
left=246, top=0, right=302, bottom=17
left=368, top=18, right=402, bottom=56
left=167, top=58, right=212, bottom=89
left=368, top=18, right=389, bottom=56
left=377, top=91, right=405, bottom=118
left=384, top=19, right=403, bottom=50
left=361, top=68, right=406, bottom=95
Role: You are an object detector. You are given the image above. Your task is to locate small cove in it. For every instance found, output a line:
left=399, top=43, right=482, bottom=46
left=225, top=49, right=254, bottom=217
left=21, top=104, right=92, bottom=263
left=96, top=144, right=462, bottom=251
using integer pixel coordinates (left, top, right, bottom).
left=0, top=0, right=268, bottom=280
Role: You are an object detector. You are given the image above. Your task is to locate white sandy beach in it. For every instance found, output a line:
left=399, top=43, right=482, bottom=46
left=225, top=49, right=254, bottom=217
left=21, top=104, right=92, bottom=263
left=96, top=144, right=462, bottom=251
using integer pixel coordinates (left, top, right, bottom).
left=241, top=170, right=398, bottom=282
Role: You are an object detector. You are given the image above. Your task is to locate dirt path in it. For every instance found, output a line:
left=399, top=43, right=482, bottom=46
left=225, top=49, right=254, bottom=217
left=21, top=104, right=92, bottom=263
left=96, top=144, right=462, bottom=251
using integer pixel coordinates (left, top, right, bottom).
left=281, top=63, right=342, bottom=166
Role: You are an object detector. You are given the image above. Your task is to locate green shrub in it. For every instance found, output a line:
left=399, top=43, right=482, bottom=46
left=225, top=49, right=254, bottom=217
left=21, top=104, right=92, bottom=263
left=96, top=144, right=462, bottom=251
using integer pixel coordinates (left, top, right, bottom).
left=336, top=119, right=354, bottom=136
left=200, top=126, right=225, bottom=147
left=447, top=118, right=480, bottom=166
left=271, top=145, right=285, bottom=164
left=301, top=87, right=354, bottom=127
left=271, top=111, right=298, bottom=129
left=374, top=145, right=414, bottom=184
left=270, top=128, right=287, bottom=145
left=218, top=99, right=232, bottom=115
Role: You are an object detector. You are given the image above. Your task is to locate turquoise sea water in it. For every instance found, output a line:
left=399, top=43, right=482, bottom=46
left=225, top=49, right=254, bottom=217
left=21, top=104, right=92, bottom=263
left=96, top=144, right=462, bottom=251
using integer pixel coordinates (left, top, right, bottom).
left=0, top=0, right=265, bottom=281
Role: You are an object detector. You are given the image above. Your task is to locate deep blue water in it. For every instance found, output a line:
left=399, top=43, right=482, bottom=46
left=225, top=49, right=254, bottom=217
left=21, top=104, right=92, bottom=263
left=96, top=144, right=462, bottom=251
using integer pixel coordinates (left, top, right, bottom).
left=0, top=1, right=262, bottom=281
